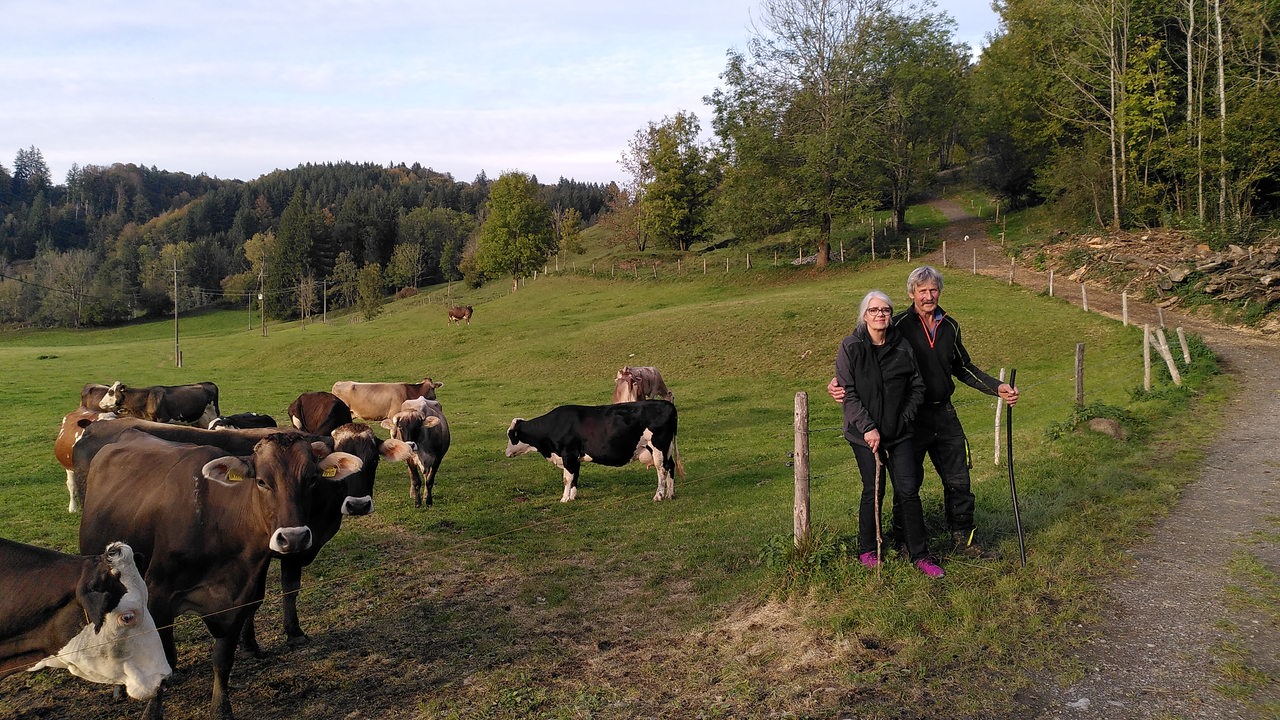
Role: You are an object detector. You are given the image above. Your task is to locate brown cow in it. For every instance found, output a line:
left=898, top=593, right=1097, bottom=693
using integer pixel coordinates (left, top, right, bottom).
left=99, top=380, right=221, bottom=426
left=80, top=429, right=361, bottom=720
left=288, top=391, right=354, bottom=436
left=330, top=377, right=443, bottom=421
left=447, top=305, right=473, bottom=324
left=0, top=539, right=170, bottom=701
left=612, top=366, right=675, bottom=403
left=80, top=383, right=110, bottom=411
left=55, top=407, right=117, bottom=512
left=381, top=397, right=450, bottom=508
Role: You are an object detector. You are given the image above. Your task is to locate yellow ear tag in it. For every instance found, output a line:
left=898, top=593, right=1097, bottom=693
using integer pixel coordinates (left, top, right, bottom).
left=322, top=466, right=337, bottom=478
left=227, top=469, right=244, bottom=482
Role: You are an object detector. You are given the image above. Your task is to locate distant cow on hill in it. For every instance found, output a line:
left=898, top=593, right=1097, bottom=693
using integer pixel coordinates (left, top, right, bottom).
left=612, top=366, right=674, bottom=403
left=331, top=378, right=443, bottom=421
left=447, top=305, right=473, bottom=324
left=505, top=400, right=684, bottom=502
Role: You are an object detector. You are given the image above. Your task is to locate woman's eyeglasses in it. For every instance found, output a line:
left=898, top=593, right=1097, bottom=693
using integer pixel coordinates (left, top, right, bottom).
left=865, top=307, right=892, bottom=316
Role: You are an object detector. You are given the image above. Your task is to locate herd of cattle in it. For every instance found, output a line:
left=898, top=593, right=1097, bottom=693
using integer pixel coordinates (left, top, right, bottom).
left=1, top=366, right=682, bottom=718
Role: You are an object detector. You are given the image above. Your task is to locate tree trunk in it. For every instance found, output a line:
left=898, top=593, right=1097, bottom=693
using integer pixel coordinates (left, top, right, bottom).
left=1213, top=0, right=1227, bottom=228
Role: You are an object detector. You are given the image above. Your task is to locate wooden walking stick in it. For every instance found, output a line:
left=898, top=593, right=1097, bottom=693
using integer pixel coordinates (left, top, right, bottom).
left=1006, top=369, right=1027, bottom=566
left=873, top=449, right=884, bottom=578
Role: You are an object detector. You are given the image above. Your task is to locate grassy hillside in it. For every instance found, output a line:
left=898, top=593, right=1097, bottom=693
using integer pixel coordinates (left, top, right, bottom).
left=0, top=257, right=1223, bottom=719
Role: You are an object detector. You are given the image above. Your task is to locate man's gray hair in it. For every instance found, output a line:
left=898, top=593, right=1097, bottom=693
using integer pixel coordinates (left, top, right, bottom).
left=907, top=265, right=944, bottom=295
left=856, top=289, right=893, bottom=330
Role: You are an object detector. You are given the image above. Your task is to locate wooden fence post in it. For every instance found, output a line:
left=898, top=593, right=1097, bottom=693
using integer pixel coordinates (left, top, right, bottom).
left=994, top=368, right=1006, bottom=464
left=794, top=392, right=810, bottom=547
left=1008, top=257, right=1015, bottom=285
left=942, top=240, right=947, bottom=267
left=972, top=248, right=977, bottom=275
left=1075, top=343, right=1085, bottom=408
left=1122, top=291, right=1129, bottom=326
left=1144, top=325, right=1153, bottom=392
left=1176, top=327, right=1191, bottom=364
left=1153, top=327, right=1183, bottom=386
left=1048, top=269, right=1054, bottom=297
left=1081, top=284, right=1089, bottom=312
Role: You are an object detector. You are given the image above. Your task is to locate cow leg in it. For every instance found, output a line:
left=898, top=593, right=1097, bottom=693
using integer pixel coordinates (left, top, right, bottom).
left=280, top=556, right=309, bottom=645
left=560, top=456, right=581, bottom=502
left=424, top=461, right=439, bottom=507
left=238, top=608, right=262, bottom=657
left=65, top=469, right=79, bottom=512
left=408, top=464, right=424, bottom=508
left=210, top=633, right=239, bottom=719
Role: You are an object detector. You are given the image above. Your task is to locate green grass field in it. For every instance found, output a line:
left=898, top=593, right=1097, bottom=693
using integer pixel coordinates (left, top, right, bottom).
left=0, top=257, right=1225, bottom=719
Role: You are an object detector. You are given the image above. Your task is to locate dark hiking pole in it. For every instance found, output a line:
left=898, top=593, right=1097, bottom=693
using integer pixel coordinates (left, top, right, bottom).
left=1006, top=368, right=1027, bottom=567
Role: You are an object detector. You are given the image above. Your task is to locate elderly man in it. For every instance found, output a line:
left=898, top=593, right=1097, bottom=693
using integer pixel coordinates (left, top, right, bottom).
left=830, top=266, right=1019, bottom=558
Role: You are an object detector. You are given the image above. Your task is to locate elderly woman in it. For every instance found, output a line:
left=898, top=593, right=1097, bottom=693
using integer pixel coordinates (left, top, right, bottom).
left=834, top=290, right=943, bottom=578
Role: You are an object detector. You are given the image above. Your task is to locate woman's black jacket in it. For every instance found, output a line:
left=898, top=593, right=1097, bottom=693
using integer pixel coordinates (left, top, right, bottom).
left=834, top=323, right=926, bottom=448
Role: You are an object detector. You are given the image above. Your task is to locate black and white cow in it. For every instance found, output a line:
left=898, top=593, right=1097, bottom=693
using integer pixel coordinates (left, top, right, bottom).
left=208, top=412, right=277, bottom=430
left=0, top=539, right=170, bottom=701
left=504, top=400, right=683, bottom=502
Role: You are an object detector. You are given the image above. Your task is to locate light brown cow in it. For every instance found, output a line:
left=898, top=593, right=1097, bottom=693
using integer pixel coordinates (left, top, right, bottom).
left=330, top=377, right=443, bottom=421
left=54, top=408, right=117, bottom=512
left=612, top=366, right=675, bottom=403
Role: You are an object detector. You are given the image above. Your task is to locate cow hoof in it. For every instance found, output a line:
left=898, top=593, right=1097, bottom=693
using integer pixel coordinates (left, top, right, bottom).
left=286, top=633, right=310, bottom=647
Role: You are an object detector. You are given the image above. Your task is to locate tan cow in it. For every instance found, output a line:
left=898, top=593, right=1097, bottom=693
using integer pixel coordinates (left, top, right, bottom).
left=54, top=407, right=117, bottom=512
left=330, top=377, right=443, bottom=421
left=612, top=366, right=675, bottom=403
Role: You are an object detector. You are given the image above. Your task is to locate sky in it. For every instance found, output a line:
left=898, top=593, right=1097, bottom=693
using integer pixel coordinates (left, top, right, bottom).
left=2, top=1, right=1002, bottom=188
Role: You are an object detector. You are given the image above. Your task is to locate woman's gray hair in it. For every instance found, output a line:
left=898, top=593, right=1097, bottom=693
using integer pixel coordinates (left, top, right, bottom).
left=907, top=265, right=944, bottom=295
left=856, top=289, right=893, bottom=330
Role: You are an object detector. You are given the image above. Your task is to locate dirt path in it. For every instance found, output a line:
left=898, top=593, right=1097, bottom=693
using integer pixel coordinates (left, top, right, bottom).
left=926, top=199, right=1279, bottom=719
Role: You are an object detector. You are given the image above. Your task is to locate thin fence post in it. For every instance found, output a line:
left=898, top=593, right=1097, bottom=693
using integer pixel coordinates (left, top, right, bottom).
left=942, top=241, right=947, bottom=267
left=840, top=240, right=845, bottom=262
left=1048, top=269, right=1054, bottom=297
left=794, top=392, right=810, bottom=547
left=994, top=368, right=1006, bottom=464
left=1176, top=327, right=1191, bottom=364
left=1122, top=291, right=1129, bottom=326
left=907, top=237, right=911, bottom=263
left=1144, top=325, right=1153, bottom=392
left=1157, top=307, right=1165, bottom=327
left=1008, top=257, right=1015, bottom=285
left=725, top=257, right=730, bottom=273
left=746, top=253, right=751, bottom=270
left=1153, top=327, right=1183, bottom=386
left=1075, top=343, right=1085, bottom=408
left=972, top=248, right=977, bottom=275
left=1081, top=284, right=1089, bottom=312
left=703, top=258, right=706, bottom=274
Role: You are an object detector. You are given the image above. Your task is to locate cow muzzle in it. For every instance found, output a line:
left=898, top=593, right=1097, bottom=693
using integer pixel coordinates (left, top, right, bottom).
left=270, top=526, right=313, bottom=554
left=342, top=495, right=373, bottom=516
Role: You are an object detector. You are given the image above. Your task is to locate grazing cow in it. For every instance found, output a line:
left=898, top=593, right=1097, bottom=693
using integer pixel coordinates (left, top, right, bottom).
left=447, top=305, right=473, bottom=324
left=80, top=429, right=362, bottom=720
left=288, top=391, right=354, bottom=436
left=505, top=400, right=684, bottom=502
left=208, top=412, right=277, bottom=430
left=381, top=397, right=451, bottom=508
left=241, top=422, right=410, bottom=652
left=0, top=539, right=170, bottom=701
left=612, top=366, right=675, bottom=403
left=330, top=377, right=443, bottom=421
left=99, top=380, right=221, bottom=426
left=80, top=383, right=110, bottom=411
left=70, top=417, right=326, bottom=512
left=54, top=407, right=117, bottom=512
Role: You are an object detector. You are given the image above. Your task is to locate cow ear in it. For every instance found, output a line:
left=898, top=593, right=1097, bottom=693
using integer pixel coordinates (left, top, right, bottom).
left=202, top=456, right=251, bottom=486
left=379, top=438, right=415, bottom=462
left=77, top=559, right=123, bottom=632
left=309, top=441, right=331, bottom=459
left=319, top=451, right=363, bottom=482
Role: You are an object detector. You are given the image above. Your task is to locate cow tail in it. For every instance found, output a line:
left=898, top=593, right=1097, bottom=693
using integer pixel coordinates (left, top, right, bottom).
left=670, top=436, right=686, bottom=479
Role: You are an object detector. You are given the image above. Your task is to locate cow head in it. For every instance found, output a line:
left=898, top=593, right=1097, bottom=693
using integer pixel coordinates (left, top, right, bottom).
left=417, top=378, right=444, bottom=400
left=331, top=423, right=411, bottom=516
left=99, top=381, right=127, bottom=412
left=199, top=434, right=363, bottom=554
left=612, top=367, right=641, bottom=403
left=30, top=542, right=172, bottom=700
left=504, top=418, right=535, bottom=457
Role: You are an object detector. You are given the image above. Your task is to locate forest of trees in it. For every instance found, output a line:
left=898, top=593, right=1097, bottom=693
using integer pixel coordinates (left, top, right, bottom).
left=2, top=0, right=1276, bottom=327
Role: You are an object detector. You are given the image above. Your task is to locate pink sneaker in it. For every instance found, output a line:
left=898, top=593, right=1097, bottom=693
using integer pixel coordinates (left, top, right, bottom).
left=914, top=557, right=945, bottom=578
left=859, top=551, right=879, bottom=568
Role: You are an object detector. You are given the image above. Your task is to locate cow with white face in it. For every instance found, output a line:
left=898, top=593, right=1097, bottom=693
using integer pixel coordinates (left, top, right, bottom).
left=1, top=539, right=171, bottom=701
left=505, top=400, right=684, bottom=502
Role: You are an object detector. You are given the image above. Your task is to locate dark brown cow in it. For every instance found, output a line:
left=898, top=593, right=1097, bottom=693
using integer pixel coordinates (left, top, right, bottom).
left=447, top=305, right=473, bottom=324
left=0, top=539, right=170, bottom=701
left=70, top=417, right=326, bottom=512
left=80, top=429, right=362, bottom=720
left=288, top=391, right=354, bottom=436
left=611, top=366, right=675, bottom=403
left=241, top=422, right=409, bottom=652
left=54, top=407, right=116, bottom=512
left=330, top=377, right=443, bottom=421
left=99, top=380, right=221, bottom=426
left=381, top=397, right=451, bottom=508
